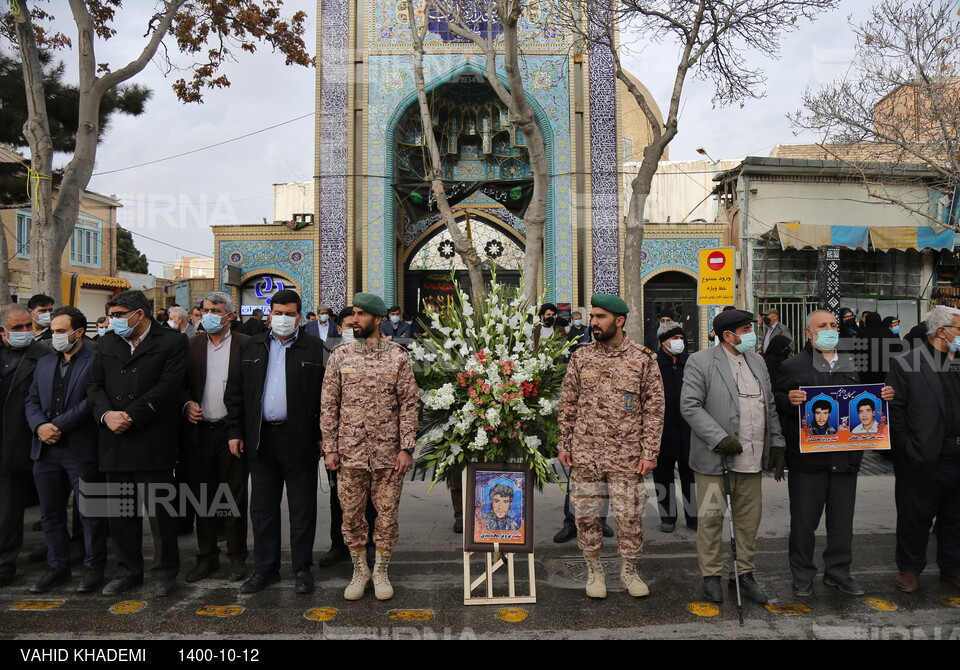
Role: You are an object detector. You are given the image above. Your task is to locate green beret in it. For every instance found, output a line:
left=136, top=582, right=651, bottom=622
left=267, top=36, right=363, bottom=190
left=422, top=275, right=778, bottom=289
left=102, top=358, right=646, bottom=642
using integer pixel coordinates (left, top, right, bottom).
left=353, top=292, right=388, bottom=317
left=591, top=293, right=629, bottom=315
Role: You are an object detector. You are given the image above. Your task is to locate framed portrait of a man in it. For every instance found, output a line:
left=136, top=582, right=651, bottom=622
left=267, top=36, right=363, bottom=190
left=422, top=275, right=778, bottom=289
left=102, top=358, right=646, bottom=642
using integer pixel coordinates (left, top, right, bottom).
left=464, top=463, right=533, bottom=553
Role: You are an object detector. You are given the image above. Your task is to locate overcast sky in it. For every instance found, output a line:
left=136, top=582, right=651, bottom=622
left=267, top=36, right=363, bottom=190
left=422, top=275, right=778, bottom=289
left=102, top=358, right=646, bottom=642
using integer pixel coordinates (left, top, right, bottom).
left=58, top=1, right=876, bottom=274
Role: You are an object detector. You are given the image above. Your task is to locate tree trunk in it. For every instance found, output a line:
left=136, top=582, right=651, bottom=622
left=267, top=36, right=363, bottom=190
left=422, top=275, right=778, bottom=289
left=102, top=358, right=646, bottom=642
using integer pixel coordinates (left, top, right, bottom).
left=0, top=222, right=10, bottom=303
left=407, top=0, right=486, bottom=302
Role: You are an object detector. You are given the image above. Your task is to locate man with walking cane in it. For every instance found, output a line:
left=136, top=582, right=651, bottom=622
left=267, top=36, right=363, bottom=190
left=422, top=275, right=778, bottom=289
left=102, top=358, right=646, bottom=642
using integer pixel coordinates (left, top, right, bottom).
left=680, top=309, right=785, bottom=605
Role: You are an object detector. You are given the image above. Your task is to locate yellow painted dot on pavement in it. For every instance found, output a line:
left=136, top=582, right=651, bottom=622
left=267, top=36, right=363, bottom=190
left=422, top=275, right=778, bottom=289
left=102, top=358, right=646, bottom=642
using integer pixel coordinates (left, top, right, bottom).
left=863, top=598, right=897, bottom=612
left=495, top=607, right=528, bottom=623
left=304, top=607, right=339, bottom=622
left=109, top=601, right=146, bottom=615
left=943, top=596, right=960, bottom=609
left=685, top=602, right=720, bottom=617
left=387, top=609, right=433, bottom=621
left=10, top=600, right=63, bottom=611
left=765, top=604, right=812, bottom=614
left=196, top=605, right=244, bottom=617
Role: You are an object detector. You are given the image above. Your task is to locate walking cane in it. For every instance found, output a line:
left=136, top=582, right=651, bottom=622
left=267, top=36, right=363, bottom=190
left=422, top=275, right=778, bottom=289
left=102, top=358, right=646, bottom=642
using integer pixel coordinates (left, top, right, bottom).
left=720, top=453, right=745, bottom=627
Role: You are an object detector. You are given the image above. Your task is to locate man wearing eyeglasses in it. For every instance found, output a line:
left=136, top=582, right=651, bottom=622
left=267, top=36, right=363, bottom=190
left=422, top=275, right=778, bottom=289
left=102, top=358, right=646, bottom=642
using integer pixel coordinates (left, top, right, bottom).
left=886, top=305, right=960, bottom=594
left=88, top=290, right=188, bottom=598
left=681, top=309, right=785, bottom=605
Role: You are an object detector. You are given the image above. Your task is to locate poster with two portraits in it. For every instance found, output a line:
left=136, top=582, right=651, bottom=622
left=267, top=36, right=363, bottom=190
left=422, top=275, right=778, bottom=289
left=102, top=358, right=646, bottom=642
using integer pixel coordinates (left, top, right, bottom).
left=799, top=383, right=890, bottom=453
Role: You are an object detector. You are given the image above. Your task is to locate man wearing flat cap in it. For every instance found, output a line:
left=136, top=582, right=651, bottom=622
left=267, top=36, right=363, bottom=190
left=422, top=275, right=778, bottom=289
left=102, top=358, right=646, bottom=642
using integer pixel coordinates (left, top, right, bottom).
left=761, top=308, right=794, bottom=355
left=321, top=292, right=419, bottom=601
left=680, top=309, right=785, bottom=605
left=557, top=294, right=664, bottom=599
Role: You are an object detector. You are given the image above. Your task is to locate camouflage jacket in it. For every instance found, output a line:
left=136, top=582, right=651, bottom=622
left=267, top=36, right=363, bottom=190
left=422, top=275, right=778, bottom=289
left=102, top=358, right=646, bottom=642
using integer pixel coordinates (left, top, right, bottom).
left=320, top=337, right=420, bottom=469
left=557, top=336, right=665, bottom=472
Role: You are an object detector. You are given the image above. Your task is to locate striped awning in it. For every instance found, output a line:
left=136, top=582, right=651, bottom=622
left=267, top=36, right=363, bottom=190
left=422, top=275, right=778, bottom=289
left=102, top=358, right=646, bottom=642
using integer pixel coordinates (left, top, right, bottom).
left=770, top=223, right=955, bottom=252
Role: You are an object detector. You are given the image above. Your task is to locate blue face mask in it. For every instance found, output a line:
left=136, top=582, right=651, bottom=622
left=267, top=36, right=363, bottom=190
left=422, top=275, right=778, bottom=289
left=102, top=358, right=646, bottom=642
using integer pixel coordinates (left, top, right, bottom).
left=573, top=319, right=582, bottom=327
left=949, top=335, right=960, bottom=354
left=201, top=313, right=225, bottom=334
left=319, top=313, right=329, bottom=323
left=733, top=331, right=757, bottom=354
left=892, top=325, right=900, bottom=335
left=390, top=315, right=400, bottom=324
left=97, top=328, right=108, bottom=338
left=5, top=331, right=34, bottom=349
left=814, top=329, right=840, bottom=351
left=110, top=311, right=141, bottom=339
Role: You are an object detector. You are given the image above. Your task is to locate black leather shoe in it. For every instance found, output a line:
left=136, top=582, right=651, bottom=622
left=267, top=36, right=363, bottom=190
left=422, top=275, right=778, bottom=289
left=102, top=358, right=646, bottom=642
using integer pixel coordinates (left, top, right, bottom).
left=102, top=573, right=144, bottom=596
left=823, top=574, right=865, bottom=596
left=154, top=576, right=176, bottom=597
left=453, top=519, right=463, bottom=534
left=30, top=567, right=71, bottom=594
left=601, top=522, right=614, bottom=538
left=792, top=578, right=813, bottom=597
left=703, top=576, right=723, bottom=602
left=76, top=568, right=105, bottom=594
left=317, top=546, right=349, bottom=568
left=295, top=569, right=315, bottom=594
left=729, top=572, right=768, bottom=604
left=240, top=572, right=280, bottom=594
left=185, top=561, right=219, bottom=582
left=553, top=526, right=577, bottom=543
left=227, top=561, right=248, bottom=582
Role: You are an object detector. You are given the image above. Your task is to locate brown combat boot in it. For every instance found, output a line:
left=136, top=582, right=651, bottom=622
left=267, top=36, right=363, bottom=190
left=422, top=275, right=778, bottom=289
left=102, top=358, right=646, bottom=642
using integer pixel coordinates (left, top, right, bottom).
left=620, top=560, right=650, bottom=597
left=372, top=548, right=394, bottom=600
left=344, top=547, right=371, bottom=601
left=583, top=551, right=606, bottom=598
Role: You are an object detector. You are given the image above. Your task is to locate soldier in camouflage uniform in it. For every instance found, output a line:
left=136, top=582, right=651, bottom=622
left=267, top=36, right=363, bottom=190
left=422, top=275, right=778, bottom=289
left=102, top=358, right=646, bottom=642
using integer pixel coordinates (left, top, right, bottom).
left=558, top=294, right=665, bottom=598
left=321, top=293, right=419, bottom=601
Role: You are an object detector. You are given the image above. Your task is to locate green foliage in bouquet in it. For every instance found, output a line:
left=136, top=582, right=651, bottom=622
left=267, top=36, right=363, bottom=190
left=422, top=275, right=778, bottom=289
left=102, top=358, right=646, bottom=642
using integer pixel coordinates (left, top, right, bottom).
left=409, top=276, right=574, bottom=490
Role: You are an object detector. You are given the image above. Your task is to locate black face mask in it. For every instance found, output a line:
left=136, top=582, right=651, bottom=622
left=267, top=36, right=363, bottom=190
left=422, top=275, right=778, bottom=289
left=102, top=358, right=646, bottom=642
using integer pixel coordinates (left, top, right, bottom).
left=762, top=316, right=772, bottom=327
left=543, top=317, right=555, bottom=328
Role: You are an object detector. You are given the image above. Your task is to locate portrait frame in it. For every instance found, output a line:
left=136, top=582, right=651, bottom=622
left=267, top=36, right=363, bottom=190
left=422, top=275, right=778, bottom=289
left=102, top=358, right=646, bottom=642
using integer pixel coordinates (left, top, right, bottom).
left=464, top=462, right=534, bottom=553
left=799, top=383, right=891, bottom=453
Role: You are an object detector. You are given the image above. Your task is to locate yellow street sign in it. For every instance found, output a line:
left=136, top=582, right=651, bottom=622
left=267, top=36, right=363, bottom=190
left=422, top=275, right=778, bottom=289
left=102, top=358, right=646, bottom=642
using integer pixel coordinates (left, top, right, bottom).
left=697, top=247, right=735, bottom=305
left=387, top=609, right=433, bottom=621
left=196, top=605, right=244, bottom=617
left=495, top=607, right=528, bottom=622
left=304, top=607, right=339, bottom=622
left=109, top=601, right=146, bottom=615
left=685, top=602, right=720, bottom=617
left=863, top=598, right=897, bottom=612
left=11, top=600, right=63, bottom=611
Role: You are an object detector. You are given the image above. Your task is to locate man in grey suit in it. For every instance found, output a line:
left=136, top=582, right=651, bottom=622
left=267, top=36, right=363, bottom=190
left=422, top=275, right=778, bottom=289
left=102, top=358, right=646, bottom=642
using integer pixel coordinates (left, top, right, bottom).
left=761, top=308, right=794, bottom=354
left=680, top=309, right=785, bottom=605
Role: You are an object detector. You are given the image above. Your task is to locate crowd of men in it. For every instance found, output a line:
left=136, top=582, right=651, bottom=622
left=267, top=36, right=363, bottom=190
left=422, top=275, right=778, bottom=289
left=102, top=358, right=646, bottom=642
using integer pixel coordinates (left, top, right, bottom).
left=0, top=287, right=957, bottom=607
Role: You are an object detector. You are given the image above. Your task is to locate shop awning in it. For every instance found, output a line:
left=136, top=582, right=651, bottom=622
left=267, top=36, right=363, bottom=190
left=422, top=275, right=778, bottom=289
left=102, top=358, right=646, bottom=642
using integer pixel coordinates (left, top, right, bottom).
left=769, top=223, right=955, bottom=252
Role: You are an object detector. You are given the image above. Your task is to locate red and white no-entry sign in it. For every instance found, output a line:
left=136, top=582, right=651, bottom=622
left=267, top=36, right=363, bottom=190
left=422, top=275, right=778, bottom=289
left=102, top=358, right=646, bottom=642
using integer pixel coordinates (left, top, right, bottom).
left=707, top=251, right=726, bottom=271
left=697, top=247, right=735, bottom=305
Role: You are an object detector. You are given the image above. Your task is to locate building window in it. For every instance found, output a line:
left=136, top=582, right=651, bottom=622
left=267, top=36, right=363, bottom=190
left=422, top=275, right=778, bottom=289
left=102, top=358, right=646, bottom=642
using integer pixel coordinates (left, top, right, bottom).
left=292, top=213, right=314, bottom=224
left=15, top=212, right=31, bottom=258
left=70, top=217, right=101, bottom=268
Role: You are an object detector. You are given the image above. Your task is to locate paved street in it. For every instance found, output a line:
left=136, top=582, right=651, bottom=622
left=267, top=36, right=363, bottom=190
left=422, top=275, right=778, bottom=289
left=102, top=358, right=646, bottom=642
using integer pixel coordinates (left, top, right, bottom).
left=1, top=459, right=958, bottom=641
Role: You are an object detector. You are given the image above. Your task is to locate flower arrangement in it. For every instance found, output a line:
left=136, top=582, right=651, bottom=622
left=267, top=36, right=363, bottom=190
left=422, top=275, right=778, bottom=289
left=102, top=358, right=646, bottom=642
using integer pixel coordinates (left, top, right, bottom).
left=410, top=277, right=574, bottom=488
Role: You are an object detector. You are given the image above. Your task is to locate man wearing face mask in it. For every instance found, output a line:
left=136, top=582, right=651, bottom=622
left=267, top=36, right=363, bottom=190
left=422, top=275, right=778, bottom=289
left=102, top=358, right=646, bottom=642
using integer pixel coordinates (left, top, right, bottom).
left=0, top=304, right=49, bottom=588
left=532, top=303, right=558, bottom=349
left=379, top=305, right=413, bottom=340
left=681, top=309, right=785, bottom=605
left=27, top=294, right=55, bottom=342
left=654, top=320, right=697, bottom=534
left=24, top=306, right=108, bottom=594
left=88, top=290, right=188, bottom=597
left=774, top=310, right=895, bottom=598
left=886, top=305, right=960, bottom=594
left=305, top=305, right=335, bottom=342
left=761, top=308, right=794, bottom=355
left=224, top=289, right=325, bottom=595
left=181, top=292, right=250, bottom=583
left=321, top=293, right=419, bottom=601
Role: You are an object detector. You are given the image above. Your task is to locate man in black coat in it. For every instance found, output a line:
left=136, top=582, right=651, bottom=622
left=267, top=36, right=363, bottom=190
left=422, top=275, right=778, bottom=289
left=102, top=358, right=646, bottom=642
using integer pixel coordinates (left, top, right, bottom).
left=775, top=309, right=893, bottom=598
left=653, top=320, right=696, bottom=533
left=0, top=304, right=49, bottom=587
left=88, top=290, right=188, bottom=597
left=886, top=305, right=960, bottom=593
left=225, top=289, right=325, bottom=595
left=24, top=306, right=107, bottom=594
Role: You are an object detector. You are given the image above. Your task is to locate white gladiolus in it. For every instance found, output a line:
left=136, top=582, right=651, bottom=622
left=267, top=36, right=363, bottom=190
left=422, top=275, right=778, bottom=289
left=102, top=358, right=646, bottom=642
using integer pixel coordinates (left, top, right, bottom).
left=524, top=435, right=541, bottom=450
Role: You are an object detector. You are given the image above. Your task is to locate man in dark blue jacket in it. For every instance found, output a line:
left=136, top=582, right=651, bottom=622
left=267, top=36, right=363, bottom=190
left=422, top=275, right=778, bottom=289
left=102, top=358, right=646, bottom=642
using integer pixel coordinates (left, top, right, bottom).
left=775, top=309, right=893, bottom=598
left=25, top=306, right=107, bottom=594
left=653, top=320, right=696, bottom=533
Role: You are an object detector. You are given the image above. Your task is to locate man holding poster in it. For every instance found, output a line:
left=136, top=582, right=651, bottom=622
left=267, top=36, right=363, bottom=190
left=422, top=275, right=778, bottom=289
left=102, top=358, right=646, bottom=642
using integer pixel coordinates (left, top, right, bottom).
left=774, top=309, right=894, bottom=598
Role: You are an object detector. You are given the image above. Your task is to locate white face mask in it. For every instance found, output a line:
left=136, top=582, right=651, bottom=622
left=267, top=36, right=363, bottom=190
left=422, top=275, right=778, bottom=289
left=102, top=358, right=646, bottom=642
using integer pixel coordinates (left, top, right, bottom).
left=666, top=339, right=685, bottom=355
left=52, top=330, right=78, bottom=353
left=271, top=314, right=298, bottom=338
left=36, top=312, right=51, bottom=328
left=341, top=328, right=355, bottom=341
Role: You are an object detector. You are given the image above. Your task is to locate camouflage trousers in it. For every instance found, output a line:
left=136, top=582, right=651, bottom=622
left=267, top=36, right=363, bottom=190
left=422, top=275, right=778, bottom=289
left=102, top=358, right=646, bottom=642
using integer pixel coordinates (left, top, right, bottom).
left=337, top=467, right=404, bottom=550
left=571, top=468, right=648, bottom=559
